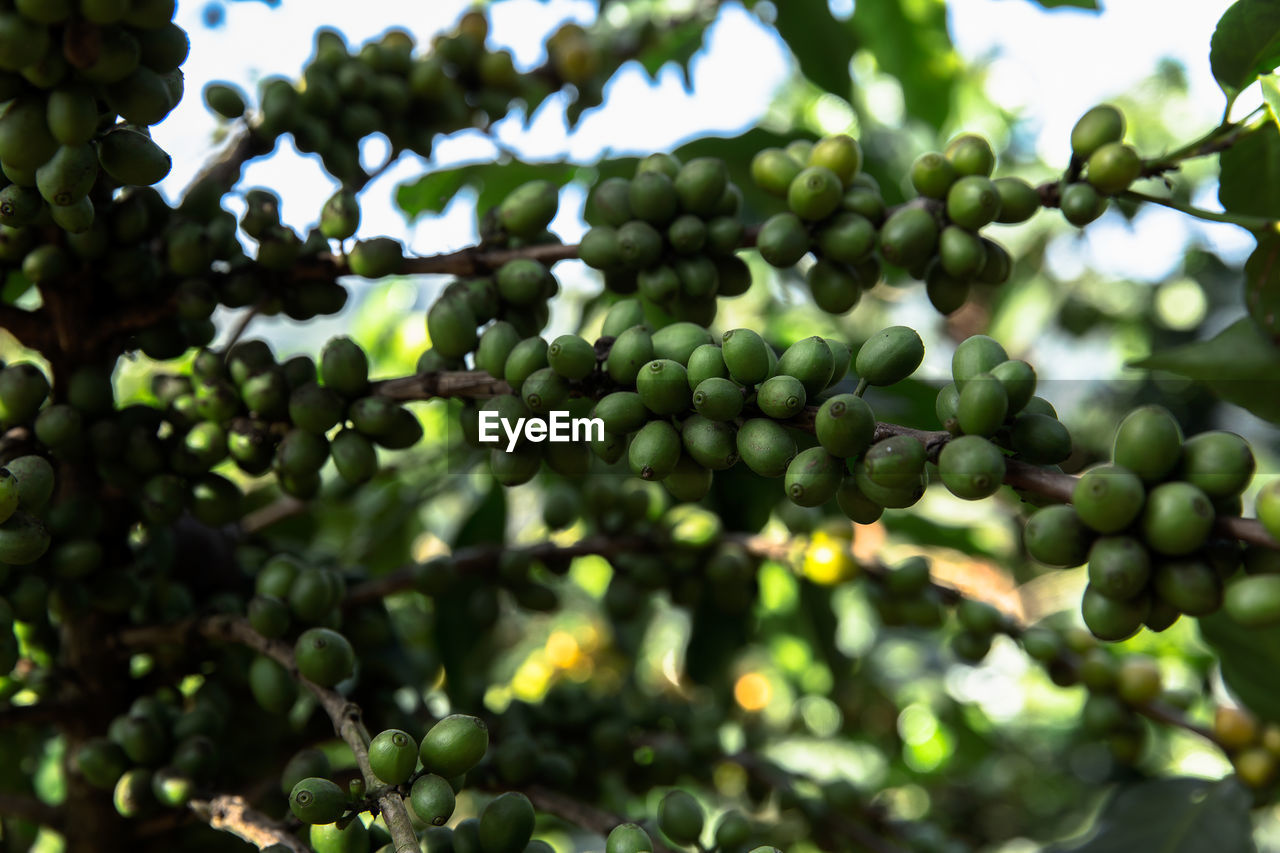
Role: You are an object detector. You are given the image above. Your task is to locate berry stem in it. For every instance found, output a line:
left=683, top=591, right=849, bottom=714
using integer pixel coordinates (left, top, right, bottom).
left=1118, top=190, right=1278, bottom=231
left=854, top=377, right=869, bottom=397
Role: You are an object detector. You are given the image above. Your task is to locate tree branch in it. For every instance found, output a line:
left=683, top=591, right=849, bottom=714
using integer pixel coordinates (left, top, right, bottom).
left=182, top=122, right=276, bottom=201
left=189, top=794, right=307, bottom=852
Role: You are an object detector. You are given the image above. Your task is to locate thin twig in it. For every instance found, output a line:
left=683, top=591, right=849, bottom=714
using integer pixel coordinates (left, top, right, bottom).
left=190, top=794, right=307, bottom=852
left=222, top=304, right=264, bottom=356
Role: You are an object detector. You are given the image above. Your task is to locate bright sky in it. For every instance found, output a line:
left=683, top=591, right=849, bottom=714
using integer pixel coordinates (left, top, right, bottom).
left=154, top=0, right=1254, bottom=347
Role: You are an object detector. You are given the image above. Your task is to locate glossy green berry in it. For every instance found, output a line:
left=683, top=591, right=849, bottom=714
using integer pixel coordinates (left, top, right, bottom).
left=1081, top=584, right=1147, bottom=642
left=419, top=714, right=489, bottom=779
left=594, top=392, right=648, bottom=435
left=1154, top=558, right=1221, bottom=616
left=774, top=336, right=833, bottom=397
left=410, top=774, right=456, bottom=826
left=1113, top=405, right=1182, bottom=482
left=853, top=463, right=925, bottom=509
left=294, top=628, right=355, bottom=686
left=0, top=511, right=51, bottom=565
left=504, top=337, right=550, bottom=393
left=946, top=175, right=1001, bottom=230
left=862, top=436, right=927, bottom=490
left=369, top=729, right=418, bottom=785
left=938, top=225, right=986, bottom=278
left=1087, top=537, right=1150, bottom=600
left=151, top=768, right=194, bottom=809
left=1071, top=105, right=1125, bottom=160
left=664, top=455, right=714, bottom=502
left=636, top=359, right=691, bottom=416
left=756, top=374, right=806, bottom=420
left=938, top=435, right=1005, bottom=500
left=290, top=777, right=347, bottom=825
left=751, top=148, right=803, bottom=197
left=499, top=180, right=558, bottom=238
left=607, top=326, right=654, bottom=385
left=1024, top=505, right=1092, bottom=566
left=856, top=326, right=924, bottom=387
left=1142, top=481, right=1214, bottom=555
left=607, top=824, right=654, bottom=853
left=1086, top=142, right=1141, bottom=195
left=521, top=367, right=570, bottom=415
left=579, top=226, right=623, bottom=271
left=686, top=344, right=727, bottom=389
left=836, top=475, right=884, bottom=523
left=1259, top=480, right=1280, bottom=542
left=682, top=415, right=738, bottom=470
left=1060, top=181, right=1106, bottom=226
left=944, top=134, right=996, bottom=177
left=479, top=792, right=535, bottom=853
left=348, top=237, right=404, bottom=278
left=993, top=177, right=1040, bottom=223
left=951, top=335, right=1007, bottom=389
left=1224, top=575, right=1280, bottom=627
left=652, top=322, right=714, bottom=365
left=114, top=768, right=156, bottom=819
left=629, top=420, right=681, bottom=481
left=756, top=211, right=810, bottom=267
left=736, top=418, right=796, bottom=478
left=588, top=177, right=633, bottom=226
left=473, top=323, right=520, bottom=379
left=674, top=157, right=728, bottom=217
left=956, top=373, right=1009, bottom=437
left=77, top=737, right=128, bottom=790
left=784, top=446, right=842, bottom=507
left=815, top=394, right=875, bottom=458
left=310, top=819, right=368, bottom=853
left=722, top=329, right=772, bottom=386
left=496, top=259, right=550, bottom=306
left=98, top=129, right=172, bottom=186
left=249, top=655, right=297, bottom=713
left=1180, top=431, right=1254, bottom=499
left=910, top=151, right=957, bottom=199
left=427, top=297, right=478, bottom=360
left=809, top=134, right=862, bottom=184
left=1010, top=413, right=1072, bottom=464
left=629, top=171, right=678, bottom=224
left=788, top=165, right=843, bottom=220
left=878, top=205, right=938, bottom=268
left=687, top=378, right=740, bottom=422
left=601, top=300, right=645, bottom=338
left=658, top=790, right=704, bottom=846
left=320, top=337, right=369, bottom=397
left=1070, top=465, right=1145, bottom=534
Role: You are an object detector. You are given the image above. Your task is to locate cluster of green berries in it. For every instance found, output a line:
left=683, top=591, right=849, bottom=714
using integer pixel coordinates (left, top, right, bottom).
left=0, top=0, right=184, bottom=233
left=1057, top=104, right=1144, bottom=227
left=1023, top=404, right=1261, bottom=640
left=578, top=153, right=751, bottom=325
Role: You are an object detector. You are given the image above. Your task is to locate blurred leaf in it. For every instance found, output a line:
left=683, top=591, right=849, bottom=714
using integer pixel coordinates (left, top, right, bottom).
left=1262, top=74, right=1280, bottom=130
left=454, top=482, right=506, bottom=548
left=1210, top=0, right=1280, bottom=109
left=1245, top=233, right=1280, bottom=339
left=1201, top=612, right=1280, bottom=721
left=1218, top=119, right=1280, bottom=219
left=773, top=0, right=854, bottom=97
left=395, top=161, right=578, bottom=222
left=637, top=19, right=707, bottom=88
left=1053, top=777, right=1254, bottom=852
left=850, top=0, right=958, bottom=129
left=1128, top=318, right=1280, bottom=422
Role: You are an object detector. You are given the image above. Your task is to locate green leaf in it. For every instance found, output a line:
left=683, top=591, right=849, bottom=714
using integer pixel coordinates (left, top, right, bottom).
left=1245, top=233, right=1280, bottom=339
left=1053, top=778, right=1255, bottom=852
left=637, top=19, right=707, bottom=88
left=1210, top=0, right=1280, bottom=109
left=772, top=0, right=853, bottom=97
left=1218, top=118, right=1280, bottom=219
left=453, top=483, right=506, bottom=549
left=1201, top=612, right=1280, bottom=722
left=849, top=0, right=958, bottom=129
left=1261, top=74, right=1280, bottom=131
left=394, top=161, right=578, bottom=223
left=394, top=169, right=473, bottom=220
left=1129, top=317, right=1280, bottom=422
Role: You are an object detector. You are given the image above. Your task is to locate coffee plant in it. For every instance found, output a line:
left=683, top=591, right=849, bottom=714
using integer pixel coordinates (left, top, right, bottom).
left=0, top=0, right=1279, bottom=851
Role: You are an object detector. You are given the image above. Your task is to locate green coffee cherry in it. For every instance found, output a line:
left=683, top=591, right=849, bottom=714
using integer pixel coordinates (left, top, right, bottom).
left=945, top=134, right=996, bottom=177
left=1010, top=414, right=1072, bottom=464
left=1113, top=405, right=1182, bottom=482
left=836, top=475, right=884, bottom=524
left=504, top=337, right=550, bottom=393
left=1081, top=584, right=1147, bottom=642
left=1224, top=575, right=1280, bottom=627
left=294, top=627, right=355, bottom=686
left=1060, top=181, right=1106, bottom=226
left=594, top=392, right=648, bottom=435
left=910, top=151, right=957, bottom=199
left=419, top=714, right=489, bottom=779
left=686, top=344, right=727, bottom=389
left=862, top=436, right=927, bottom=489
left=946, top=175, right=1001, bottom=230
left=682, top=415, right=738, bottom=470
left=815, top=212, right=875, bottom=263
left=479, top=792, right=536, bottom=853
left=722, top=329, right=771, bottom=385
left=652, top=322, right=714, bottom=365
left=427, top=297, right=478, bottom=360
left=815, top=394, right=875, bottom=458
left=607, top=824, right=654, bottom=853
left=1024, top=505, right=1092, bottom=567
left=321, top=337, right=369, bottom=397
left=636, top=359, right=691, bottom=415
left=736, top=418, right=796, bottom=478
left=788, top=165, right=843, bottom=220
left=602, top=300, right=646, bottom=338
left=114, top=768, right=156, bottom=819
left=956, top=373, right=1008, bottom=437
left=310, top=819, right=368, bottom=853
left=1087, top=537, right=1150, bottom=600
left=938, top=435, right=1005, bottom=500
left=687, top=378, right=740, bottom=422
left=248, top=655, right=297, bottom=713
left=658, top=790, right=704, bottom=846
left=951, top=335, right=1007, bottom=389
left=369, top=729, right=418, bottom=785
left=776, top=336, right=834, bottom=397
left=629, top=420, right=681, bottom=481
left=1154, top=558, right=1221, bottom=616
left=784, top=447, right=842, bottom=507
left=853, top=463, right=924, bottom=509
left=855, top=326, right=924, bottom=387
left=1141, top=481, right=1214, bottom=555
left=809, top=134, right=862, bottom=184
left=878, top=206, right=938, bottom=268
left=607, top=327, right=654, bottom=385
left=290, top=777, right=347, bottom=825
left=1180, top=431, right=1254, bottom=499
left=993, top=177, right=1040, bottom=223
left=674, top=157, right=728, bottom=216
left=629, top=171, right=678, bottom=224
left=521, top=367, right=570, bottom=415
left=98, top=129, right=172, bottom=186
left=756, top=374, right=806, bottom=419
left=1071, top=105, right=1125, bottom=160
left=1072, top=466, right=1145, bottom=534
left=756, top=211, right=810, bottom=267
left=0, top=512, right=51, bottom=565
left=938, top=225, right=986, bottom=278
left=1086, top=142, right=1141, bottom=195
left=1259, top=480, right=1280, bottom=541
left=475, top=323, right=522, bottom=379
left=76, top=738, right=128, bottom=790
left=499, top=180, right=558, bottom=238
left=410, top=774, right=456, bottom=826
